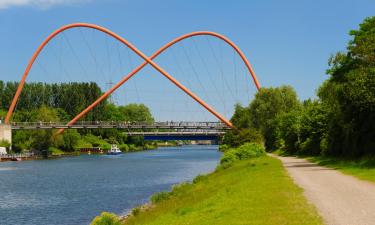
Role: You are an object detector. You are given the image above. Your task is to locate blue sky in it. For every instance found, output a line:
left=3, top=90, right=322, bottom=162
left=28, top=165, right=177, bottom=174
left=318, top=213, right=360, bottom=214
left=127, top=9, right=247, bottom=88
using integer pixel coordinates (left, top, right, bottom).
left=1, top=0, right=375, bottom=121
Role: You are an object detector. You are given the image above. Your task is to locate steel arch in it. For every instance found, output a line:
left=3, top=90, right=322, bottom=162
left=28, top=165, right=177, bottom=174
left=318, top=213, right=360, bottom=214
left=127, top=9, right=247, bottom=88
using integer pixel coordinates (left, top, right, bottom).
left=5, top=23, right=261, bottom=129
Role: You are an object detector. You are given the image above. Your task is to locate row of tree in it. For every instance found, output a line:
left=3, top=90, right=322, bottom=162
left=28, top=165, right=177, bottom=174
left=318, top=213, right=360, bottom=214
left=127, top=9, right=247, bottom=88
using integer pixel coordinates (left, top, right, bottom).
left=0, top=82, right=105, bottom=121
left=0, top=81, right=155, bottom=153
left=223, top=16, right=375, bottom=157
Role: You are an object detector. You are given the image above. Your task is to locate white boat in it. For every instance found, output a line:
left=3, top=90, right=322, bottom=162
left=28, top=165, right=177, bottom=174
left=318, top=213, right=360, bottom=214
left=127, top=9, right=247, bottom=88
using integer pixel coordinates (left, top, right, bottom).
left=107, top=144, right=122, bottom=155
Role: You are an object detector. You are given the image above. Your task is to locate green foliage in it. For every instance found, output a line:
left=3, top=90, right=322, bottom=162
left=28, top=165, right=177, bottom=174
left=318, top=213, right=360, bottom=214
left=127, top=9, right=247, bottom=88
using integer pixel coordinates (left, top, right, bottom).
left=62, top=129, right=81, bottom=151
left=0, top=139, right=11, bottom=149
left=128, top=144, right=140, bottom=152
left=318, top=16, right=375, bottom=157
left=222, top=127, right=263, bottom=147
left=131, top=207, right=141, bottom=216
left=220, top=142, right=266, bottom=168
left=274, top=109, right=303, bottom=154
left=223, top=17, right=375, bottom=159
left=218, top=144, right=229, bottom=152
left=12, top=131, right=33, bottom=152
left=90, top=212, right=121, bottom=225
left=48, top=147, right=65, bottom=156
left=220, top=150, right=238, bottom=168
left=249, top=86, right=301, bottom=150
left=151, top=192, right=171, bottom=204
left=0, top=81, right=155, bottom=154
left=104, top=103, right=154, bottom=123
left=192, top=174, right=208, bottom=184
left=119, top=144, right=129, bottom=152
left=118, top=104, right=154, bottom=123
left=230, top=103, right=252, bottom=129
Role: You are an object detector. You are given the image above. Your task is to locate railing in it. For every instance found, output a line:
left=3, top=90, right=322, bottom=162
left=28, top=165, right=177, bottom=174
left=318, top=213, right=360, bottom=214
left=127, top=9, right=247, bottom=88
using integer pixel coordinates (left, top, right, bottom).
left=10, top=121, right=231, bottom=131
left=0, top=152, right=35, bottom=159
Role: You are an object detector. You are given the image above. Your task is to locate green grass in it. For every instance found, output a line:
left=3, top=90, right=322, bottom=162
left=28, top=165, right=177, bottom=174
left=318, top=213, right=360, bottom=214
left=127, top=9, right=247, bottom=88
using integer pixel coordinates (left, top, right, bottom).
left=308, top=156, right=375, bottom=183
left=122, top=156, right=323, bottom=225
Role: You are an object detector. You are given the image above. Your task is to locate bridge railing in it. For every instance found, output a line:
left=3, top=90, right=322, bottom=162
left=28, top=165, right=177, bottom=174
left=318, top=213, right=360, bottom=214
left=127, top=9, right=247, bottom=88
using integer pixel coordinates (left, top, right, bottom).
left=10, top=121, right=231, bottom=130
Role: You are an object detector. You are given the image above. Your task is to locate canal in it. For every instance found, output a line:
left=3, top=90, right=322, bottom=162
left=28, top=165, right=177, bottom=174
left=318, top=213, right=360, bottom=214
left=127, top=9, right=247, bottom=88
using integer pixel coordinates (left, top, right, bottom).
left=0, top=145, right=222, bottom=225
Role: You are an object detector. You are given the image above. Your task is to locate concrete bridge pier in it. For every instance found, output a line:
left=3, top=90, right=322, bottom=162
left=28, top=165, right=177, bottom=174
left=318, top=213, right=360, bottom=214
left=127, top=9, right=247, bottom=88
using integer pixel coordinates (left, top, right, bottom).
left=0, top=124, right=12, bottom=147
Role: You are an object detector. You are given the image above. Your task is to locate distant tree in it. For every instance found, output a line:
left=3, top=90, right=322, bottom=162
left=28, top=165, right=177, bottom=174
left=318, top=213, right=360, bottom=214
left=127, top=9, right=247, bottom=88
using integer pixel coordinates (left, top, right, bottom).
left=118, top=103, right=154, bottom=123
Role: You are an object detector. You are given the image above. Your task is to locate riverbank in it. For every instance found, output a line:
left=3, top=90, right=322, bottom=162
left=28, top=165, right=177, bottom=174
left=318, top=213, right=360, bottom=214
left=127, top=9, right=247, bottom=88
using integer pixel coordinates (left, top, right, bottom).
left=92, top=144, right=322, bottom=225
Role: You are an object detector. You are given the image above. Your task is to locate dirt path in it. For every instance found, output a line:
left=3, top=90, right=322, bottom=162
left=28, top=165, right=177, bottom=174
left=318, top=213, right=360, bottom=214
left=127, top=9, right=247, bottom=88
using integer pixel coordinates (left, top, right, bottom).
left=274, top=155, right=375, bottom=225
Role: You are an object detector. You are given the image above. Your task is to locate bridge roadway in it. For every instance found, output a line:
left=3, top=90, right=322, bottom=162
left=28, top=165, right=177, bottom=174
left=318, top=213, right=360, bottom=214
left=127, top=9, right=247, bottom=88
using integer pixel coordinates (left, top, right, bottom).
left=10, top=121, right=230, bottom=136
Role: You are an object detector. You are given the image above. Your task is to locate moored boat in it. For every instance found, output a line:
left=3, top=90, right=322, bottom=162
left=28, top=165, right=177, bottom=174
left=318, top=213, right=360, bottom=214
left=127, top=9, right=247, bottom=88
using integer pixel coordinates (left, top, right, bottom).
left=107, top=144, right=122, bottom=155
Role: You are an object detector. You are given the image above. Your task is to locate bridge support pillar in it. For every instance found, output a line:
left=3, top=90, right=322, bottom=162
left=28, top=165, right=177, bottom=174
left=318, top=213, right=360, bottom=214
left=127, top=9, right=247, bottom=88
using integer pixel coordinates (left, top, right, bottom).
left=0, top=124, right=12, bottom=148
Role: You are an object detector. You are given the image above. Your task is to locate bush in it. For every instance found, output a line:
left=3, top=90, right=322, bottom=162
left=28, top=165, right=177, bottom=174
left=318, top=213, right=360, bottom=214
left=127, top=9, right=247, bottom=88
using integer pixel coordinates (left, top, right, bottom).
left=218, top=144, right=230, bottom=152
left=90, top=212, right=121, bottom=225
left=131, top=206, right=141, bottom=216
left=192, top=174, right=208, bottom=184
left=220, top=142, right=266, bottom=168
left=119, top=144, right=129, bottom=152
left=151, top=191, right=171, bottom=204
left=235, top=143, right=265, bottom=159
left=220, top=150, right=239, bottom=167
left=0, top=139, right=11, bottom=148
left=144, top=143, right=157, bottom=150
left=171, top=182, right=191, bottom=195
left=48, top=147, right=64, bottom=156
left=128, top=144, right=139, bottom=152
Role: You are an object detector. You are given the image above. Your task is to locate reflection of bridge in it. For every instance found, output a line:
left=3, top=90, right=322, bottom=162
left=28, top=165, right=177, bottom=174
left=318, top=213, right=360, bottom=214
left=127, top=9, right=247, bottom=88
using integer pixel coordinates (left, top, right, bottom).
left=0, top=22, right=261, bottom=144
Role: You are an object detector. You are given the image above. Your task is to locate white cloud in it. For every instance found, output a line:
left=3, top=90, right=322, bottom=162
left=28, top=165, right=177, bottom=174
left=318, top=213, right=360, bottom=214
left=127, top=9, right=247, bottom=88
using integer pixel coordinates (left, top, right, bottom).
left=0, top=0, right=90, bottom=9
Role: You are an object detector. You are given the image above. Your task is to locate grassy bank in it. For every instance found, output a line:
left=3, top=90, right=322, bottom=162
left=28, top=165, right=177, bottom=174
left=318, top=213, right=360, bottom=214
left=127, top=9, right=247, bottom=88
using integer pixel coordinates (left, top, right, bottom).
left=92, top=143, right=323, bottom=225
left=307, top=156, right=375, bottom=183
left=274, top=149, right=375, bottom=183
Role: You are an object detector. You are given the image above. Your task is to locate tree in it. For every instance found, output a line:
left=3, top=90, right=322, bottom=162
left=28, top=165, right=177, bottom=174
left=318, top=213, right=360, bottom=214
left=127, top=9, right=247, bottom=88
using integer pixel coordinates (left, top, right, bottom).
left=230, top=104, right=252, bottom=129
left=319, top=16, right=375, bottom=156
left=30, top=106, right=60, bottom=153
left=249, top=86, right=301, bottom=150
left=118, top=104, right=154, bottom=123
left=62, top=129, right=81, bottom=151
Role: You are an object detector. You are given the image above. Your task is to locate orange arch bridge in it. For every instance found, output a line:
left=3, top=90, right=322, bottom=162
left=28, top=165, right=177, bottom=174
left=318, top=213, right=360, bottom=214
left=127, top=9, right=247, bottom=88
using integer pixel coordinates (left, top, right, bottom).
left=5, top=23, right=261, bottom=129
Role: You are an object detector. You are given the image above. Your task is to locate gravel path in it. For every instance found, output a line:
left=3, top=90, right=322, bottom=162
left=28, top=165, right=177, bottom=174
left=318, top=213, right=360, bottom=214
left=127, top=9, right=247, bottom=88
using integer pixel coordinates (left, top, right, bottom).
left=275, top=155, right=375, bottom=225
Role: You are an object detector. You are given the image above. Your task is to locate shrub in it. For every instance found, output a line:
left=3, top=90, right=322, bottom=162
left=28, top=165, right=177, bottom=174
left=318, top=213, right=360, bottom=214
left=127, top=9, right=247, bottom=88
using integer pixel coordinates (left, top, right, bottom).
left=144, top=143, right=157, bottom=150
left=48, top=147, right=64, bottom=156
left=220, top=150, right=239, bottom=167
left=235, top=143, right=265, bottom=159
left=0, top=139, right=11, bottom=152
left=151, top=191, right=171, bottom=204
left=219, top=142, right=266, bottom=168
left=131, top=206, right=141, bottom=216
left=90, top=212, right=121, bottom=225
left=119, top=144, right=129, bottom=152
left=192, top=174, right=208, bottom=184
left=171, top=182, right=191, bottom=195
left=218, top=144, right=230, bottom=152
left=128, top=144, right=139, bottom=152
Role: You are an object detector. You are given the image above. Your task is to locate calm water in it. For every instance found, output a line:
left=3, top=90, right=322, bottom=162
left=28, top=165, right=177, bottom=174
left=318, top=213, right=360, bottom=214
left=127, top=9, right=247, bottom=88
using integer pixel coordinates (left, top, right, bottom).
left=0, top=145, right=221, bottom=225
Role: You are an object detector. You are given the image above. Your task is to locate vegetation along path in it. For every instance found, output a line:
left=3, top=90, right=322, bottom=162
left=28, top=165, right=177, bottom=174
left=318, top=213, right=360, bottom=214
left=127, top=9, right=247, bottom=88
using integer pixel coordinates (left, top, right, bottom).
left=275, top=155, right=375, bottom=225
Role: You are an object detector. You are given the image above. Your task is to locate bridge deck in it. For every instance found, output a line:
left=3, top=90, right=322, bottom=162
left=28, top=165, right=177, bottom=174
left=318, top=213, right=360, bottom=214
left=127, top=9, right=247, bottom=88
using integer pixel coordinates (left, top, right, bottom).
left=9, top=122, right=230, bottom=137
